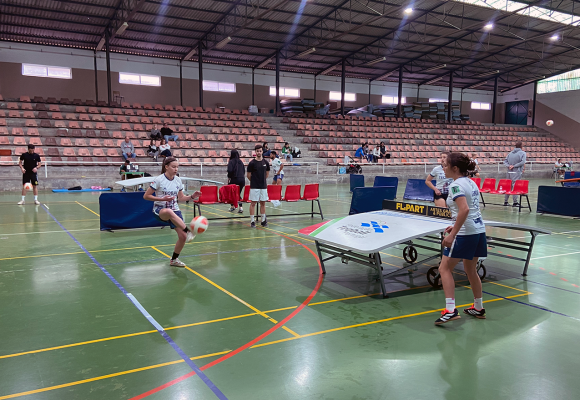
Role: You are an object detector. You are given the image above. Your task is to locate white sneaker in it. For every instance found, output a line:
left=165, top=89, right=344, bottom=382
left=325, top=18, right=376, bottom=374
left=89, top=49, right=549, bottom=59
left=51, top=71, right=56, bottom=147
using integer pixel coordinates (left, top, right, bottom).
left=170, top=258, right=186, bottom=267
left=17, top=200, right=25, bottom=205
left=238, top=207, right=243, bottom=214
left=34, top=200, right=40, bottom=205
left=186, top=231, right=196, bottom=243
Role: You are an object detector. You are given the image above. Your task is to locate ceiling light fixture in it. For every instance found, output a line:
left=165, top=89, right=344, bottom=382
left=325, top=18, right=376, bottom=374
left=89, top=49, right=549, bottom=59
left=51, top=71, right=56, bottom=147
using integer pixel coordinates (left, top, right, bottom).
left=422, top=63, right=447, bottom=73
left=363, top=56, right=386, bottom=66
left=96, top=37, right=106, bottom=51
left=116, top=22, right=129, bottom=36
left=404, top=7, right=413, bottom=14
left=256, top=57, right=273, bottom=69
left=424, top=76, right=443, bottom=85
left=475, top=69, right=499, bottom=78
left=296, top=47, right=316, bottom=57
left=215, top=36, right=232, bottom=49
left=375, top=71, right=395, bottom=80
left=466, top=81, right=488, bottom=89
left=320, top=65, right=337, bottom=75
left=183, top=48, right=197, bottom=60
left=550, top=34, right=559, bottom=41
left=484, top=23, right=493, bottom=30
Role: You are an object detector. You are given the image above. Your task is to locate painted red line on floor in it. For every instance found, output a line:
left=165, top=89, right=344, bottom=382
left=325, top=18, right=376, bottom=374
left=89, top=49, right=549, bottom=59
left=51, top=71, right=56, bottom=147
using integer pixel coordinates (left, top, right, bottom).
left=561, top=278, right=568, bottom=282
left=550, top=272, right=557, bottom=276
left=129, top=231, right=324, bottom=400
left=507, top=254, right=513, bottom=257
left=539, top=267, right=545, bottom=270
left=572, top=284, right=579, bottom=288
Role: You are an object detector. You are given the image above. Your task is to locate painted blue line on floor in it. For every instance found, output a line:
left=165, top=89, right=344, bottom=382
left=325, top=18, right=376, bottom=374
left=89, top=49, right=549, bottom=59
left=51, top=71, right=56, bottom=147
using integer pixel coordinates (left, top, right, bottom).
left=482, top=290, right=579, bottom=321
left=490, top=270, right=580, bottom=295
left=41, top=205, right=228, bottom=400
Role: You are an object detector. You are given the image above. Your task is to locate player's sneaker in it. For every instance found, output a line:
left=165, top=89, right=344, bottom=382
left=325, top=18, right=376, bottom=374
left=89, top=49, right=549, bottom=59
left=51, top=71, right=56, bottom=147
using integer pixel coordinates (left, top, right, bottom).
left=512, top=202, right=520, bottom=208
left=434, top=308, right=461, bottom=325
left=34, top=200, right=40, bottom=205
left=250, top=221, right=256, bottom=228
left=261, top=219, right=268, bottom=227
left=238, top=207, right=243, bottom=213
left=170, top=258, right=186, bottom=267
left=185, top=231, right=196, bottom=243
left=17, top=200, right=25, bottom=205
left=503, top=201, right=509, bottom=206
left=229, top=206, right=236, bottom=212
left=463, top=305, right=486, bottom=319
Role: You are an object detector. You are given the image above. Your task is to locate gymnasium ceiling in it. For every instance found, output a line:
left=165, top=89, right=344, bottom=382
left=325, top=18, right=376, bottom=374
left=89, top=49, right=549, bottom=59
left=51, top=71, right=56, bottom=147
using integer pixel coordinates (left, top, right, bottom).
left=2, top=0, right=580, bottom=92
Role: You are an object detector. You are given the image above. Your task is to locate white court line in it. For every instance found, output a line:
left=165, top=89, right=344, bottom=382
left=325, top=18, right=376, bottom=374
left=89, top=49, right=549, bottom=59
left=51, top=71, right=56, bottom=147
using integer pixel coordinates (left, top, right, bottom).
left=0, top=228, right=98, bottom=236
left=532, top=250, right=580, bottom=260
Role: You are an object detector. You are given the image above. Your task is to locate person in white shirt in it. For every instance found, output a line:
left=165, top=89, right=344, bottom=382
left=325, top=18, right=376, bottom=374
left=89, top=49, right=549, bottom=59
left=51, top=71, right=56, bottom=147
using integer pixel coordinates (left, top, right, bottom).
left=157, top=138, right=171, bottom=161
left=469, top=152, right=481, bottom=177
left=435, top=152, right=487, bottom=325
left=372, top=145, right=380, bottom=163
left=143, top=157, right=201, bottom=267
left=425, top=151, right=454, bottom=207
left=270, top=151, right=284, bottom=185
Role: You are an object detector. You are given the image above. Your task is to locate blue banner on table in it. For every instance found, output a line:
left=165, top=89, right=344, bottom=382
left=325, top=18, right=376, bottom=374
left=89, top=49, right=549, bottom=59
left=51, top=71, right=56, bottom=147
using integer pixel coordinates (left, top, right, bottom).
left=349, top=186, right=397, bottom=215
left=403, top=179, right=435, bottom=201
left=99, top=192, right=170, bottom=230
left=537, top=186, right=580, bottom=217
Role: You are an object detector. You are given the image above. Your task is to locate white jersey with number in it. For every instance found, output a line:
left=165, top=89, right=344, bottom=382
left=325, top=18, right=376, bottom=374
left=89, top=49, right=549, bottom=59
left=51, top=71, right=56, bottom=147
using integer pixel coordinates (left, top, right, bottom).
left=271, top=158, right=283, bottom=175
left=446, top=177, right=486, bottom=236
left=429, top=165, right=454, bottom=193
left=149, top=174, right=183, bottom=211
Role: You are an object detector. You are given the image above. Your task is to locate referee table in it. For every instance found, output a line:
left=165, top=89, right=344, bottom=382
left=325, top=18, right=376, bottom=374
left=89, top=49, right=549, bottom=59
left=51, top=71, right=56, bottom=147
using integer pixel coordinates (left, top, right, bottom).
left=299, top=200, right=550, bottom=297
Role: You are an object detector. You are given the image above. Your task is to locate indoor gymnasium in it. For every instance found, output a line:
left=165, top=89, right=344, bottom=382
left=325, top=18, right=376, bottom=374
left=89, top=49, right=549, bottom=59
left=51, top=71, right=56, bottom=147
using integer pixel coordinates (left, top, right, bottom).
left=1, top=1, right=580, bottom=399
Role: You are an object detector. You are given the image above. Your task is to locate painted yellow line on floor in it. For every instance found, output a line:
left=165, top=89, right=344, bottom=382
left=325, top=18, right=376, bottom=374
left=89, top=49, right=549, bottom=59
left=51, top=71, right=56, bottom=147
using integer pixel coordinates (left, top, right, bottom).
left=0, top=292, right=531, bottom=400
left=74, top=201, right=100, bottom=216
left=151, top=246, right=301, bottom=337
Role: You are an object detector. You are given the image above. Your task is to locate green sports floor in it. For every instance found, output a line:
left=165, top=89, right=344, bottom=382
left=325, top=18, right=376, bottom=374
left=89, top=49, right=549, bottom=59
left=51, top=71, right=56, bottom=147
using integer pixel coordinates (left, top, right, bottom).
left=0, top=180, right=579, bottom=400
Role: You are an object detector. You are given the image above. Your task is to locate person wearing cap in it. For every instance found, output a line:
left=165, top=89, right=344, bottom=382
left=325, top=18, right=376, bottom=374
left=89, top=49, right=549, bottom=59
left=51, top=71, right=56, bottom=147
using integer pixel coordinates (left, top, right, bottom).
left=18, top=144, right=42, bottom=205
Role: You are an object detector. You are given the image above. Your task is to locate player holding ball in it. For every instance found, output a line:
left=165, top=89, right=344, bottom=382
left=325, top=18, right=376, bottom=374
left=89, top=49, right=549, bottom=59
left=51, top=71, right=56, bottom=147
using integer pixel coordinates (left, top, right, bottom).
left=18, top=144, right=42, bottom=205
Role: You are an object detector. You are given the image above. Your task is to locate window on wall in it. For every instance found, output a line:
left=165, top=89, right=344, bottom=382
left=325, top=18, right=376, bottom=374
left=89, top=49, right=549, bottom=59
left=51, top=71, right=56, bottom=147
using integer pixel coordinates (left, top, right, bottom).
left=329, top=91, right=356, bottom=101
left=22, top=64, right=72, bottom=79
left=471, top=102, right=491, bottom=110
left=538, top=68, right=580, bottom=94
left=428, top=98, right=448, bottom=103
left=119, top=72, right=161, bottom=86
left=203, top=80, right=236, bottom=92
left=269, top=87, right=300, bottom=97
left=382, top=96, right=406, bottom=104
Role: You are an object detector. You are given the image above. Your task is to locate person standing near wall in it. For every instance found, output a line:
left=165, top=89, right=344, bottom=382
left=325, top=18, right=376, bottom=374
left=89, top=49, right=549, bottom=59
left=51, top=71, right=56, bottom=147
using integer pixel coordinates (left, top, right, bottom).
left=503, top=141, right=526, bottom=207
left=227, top=149, right=246, bottom=214
left=247, top=145, right=270, bottom=228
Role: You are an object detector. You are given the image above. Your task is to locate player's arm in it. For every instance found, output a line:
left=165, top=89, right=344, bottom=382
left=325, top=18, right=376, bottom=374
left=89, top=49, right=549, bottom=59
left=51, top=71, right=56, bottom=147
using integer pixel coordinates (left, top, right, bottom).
left=33, top=158, right=42, bottom=173
left=278, top=162, right=284, bottom=174
left=266, top=161, right=270, bottom=178
left=18, top=158, right=25, bottom=173
left=443, top=196, right=469, bottom=247
left=143, top=187, right=174, bottom=202
left=177, top=189, right=200, bottom=202
left=425, top=174, right=440, bottom=195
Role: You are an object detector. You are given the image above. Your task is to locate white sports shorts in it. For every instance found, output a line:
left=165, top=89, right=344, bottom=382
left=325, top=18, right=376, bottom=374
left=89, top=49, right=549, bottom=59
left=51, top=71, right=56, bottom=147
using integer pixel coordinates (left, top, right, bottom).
left=249, top=188, right=268, bottom=202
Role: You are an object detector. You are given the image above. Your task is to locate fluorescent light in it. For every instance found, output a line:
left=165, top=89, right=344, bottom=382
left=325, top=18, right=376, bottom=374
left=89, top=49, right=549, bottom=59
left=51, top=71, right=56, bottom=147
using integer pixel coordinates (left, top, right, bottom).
left=550, top=34, right=559, bottom=41
left=257, top=57, right=273, bottom=69
left=375, top=71, right=394, bottom=80
left=475, top=70, right=499, bottom=78
left=363, top=56, right=386, bottom=66
left=96, top=37, right=106, bottom=51
left=296, top=47, right=316, bottom=57
left=422, top=64, right=447, bottom=73
left=215, top=36, right=232, bottom=49
left=320, top=65, right=337, bottom=75
left=116, top=22, right=128, bottom=36
left=425, top=76, right=443, bottom=85
left=183, top=48, right=196, bottom=60
left=484, top=23, right=493, bottom=30
left=404, top=7, right=413, bottom=14
left=466, top=81, right=488, bottom=89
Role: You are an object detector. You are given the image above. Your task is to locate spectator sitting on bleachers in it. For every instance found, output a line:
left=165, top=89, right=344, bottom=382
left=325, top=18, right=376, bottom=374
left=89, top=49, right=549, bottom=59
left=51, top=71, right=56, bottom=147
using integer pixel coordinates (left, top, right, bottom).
left=157, top=138, right=171, bottom=161
left=121, top=136, right=136, bottom=161
left=281, top=142, right=293, bottom=162
left=147, top=140, right=159, bottom=159
left=554, top=158, right=566, bottom=178
left=372, top=144, right=380, bottom=163
left=262, top=142, right=271, bottom=157
left=150, top=124, right=162, bottom=142
left=379, top=142, right=388, bottom=159
left=354, top=143, right=366, bottom=161
left=161, top=122, right=178, bottom=145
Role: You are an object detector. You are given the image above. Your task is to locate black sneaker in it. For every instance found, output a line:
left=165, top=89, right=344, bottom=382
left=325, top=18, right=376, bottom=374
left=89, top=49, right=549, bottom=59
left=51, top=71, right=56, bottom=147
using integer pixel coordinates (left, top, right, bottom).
left=512, top=202, right=520, bottom=208
left=463, top=305, right=486, bottom=319
left=434, top=308, right=461, bottom=325
left=250, top=221, right=256, bottom=228
left=503, top=202, right=509, bottom=206
left=261, top=219, right=268, bottom=227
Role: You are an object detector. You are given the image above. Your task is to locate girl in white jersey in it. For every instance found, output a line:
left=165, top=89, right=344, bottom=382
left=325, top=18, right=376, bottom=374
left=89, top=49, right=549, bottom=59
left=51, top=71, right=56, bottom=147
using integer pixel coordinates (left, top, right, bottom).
left=435, top=152, right=487, bottom=325
left=425, top=152, right=454, bottom=208
left=144, top=157, right=201, bottom=267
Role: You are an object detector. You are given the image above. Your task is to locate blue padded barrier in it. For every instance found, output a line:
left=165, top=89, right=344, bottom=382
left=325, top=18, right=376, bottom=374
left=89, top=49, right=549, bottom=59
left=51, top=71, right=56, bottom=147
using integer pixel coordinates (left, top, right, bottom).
left=100, top=192, right=171, bottom=231
left=537, top=186, right=580, bottom=217
left=349, top=186, right=397, bottom=215
left=563, top=171, right=580, bottom=187
left=350, top=174, right=365, bottom=192
left=373, top=176, right=398, bottom=192
left=403, top=179, right=435, bottom=201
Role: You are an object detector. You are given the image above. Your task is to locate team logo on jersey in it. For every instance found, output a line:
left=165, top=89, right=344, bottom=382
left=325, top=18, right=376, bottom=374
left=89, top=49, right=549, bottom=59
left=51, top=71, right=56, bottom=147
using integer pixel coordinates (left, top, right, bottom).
left=361, top=221, right=389, bottom=233
left=451, top=186, right=461, bottom=195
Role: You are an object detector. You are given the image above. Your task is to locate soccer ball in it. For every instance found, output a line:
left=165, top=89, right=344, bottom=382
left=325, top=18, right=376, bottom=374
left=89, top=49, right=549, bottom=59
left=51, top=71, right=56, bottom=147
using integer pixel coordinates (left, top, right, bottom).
left=24, top=183, right=33, bottom=190
left=190, top=216, right=209, bottom=234
left=546, top=120, right=554, bottom=126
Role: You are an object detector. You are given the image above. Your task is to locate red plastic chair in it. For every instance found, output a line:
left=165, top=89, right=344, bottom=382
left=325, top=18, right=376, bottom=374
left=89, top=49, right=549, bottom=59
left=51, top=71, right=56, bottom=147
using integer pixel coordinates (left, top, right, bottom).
left=489, top=179, right=512, bottom=194
left=196, top=185, right=219, bottom=204
left=242, top=185, right=251, bottom=203
left=470, top=177, right=481, bottom=188
left=479, top=178, right=496, bottom=193
left=267, top=185, right=282, bottom=201
left=506, top=180, right=531, bottom=212
left=283, top=185, right=301, bottom=202
left=300, top=183, right=324, bottom=219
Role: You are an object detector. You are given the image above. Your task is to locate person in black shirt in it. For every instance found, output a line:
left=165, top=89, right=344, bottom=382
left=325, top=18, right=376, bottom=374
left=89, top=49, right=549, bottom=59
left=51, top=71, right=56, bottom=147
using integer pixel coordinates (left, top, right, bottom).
left=246, top=145, right=270, bottom=228
left=161, top=123, right=178, bottom=145
left=262, top=142, right=271, bottom=157
left=227, top=149, right=246, bottom=213
left=18, top=144, right=42, bottom=205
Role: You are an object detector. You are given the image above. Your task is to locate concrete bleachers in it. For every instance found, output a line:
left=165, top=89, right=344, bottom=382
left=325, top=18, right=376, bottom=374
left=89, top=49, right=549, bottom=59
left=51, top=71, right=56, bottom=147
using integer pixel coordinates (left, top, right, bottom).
left=284, top=116, right=580, bottom=165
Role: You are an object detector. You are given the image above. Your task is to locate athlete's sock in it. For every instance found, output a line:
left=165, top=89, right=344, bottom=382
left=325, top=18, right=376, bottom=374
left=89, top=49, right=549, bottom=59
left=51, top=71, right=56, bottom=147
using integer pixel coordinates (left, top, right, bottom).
left=250, top=215, right=255, bottom=223
left=21, top=195, right=25, bottom=201
left=261, top=214, right=266, bottom=222
left=474, top=297, right=483, bottom=310
left=34, top=195, right=38, bottom=201
left=445, top=298, right=455, bottom=312
left=183, top=226, right=190, bottom=233
left=171, top=252, right=179, bottom=260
